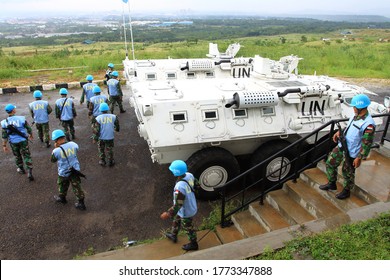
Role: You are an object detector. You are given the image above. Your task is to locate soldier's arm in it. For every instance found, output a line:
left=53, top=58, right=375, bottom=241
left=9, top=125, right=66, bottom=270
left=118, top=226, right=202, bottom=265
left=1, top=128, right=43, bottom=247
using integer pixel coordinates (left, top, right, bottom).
left=358, top=124, right=375, bottom=159
left=29, top=106, right=34, bottom=119
left=167, top=190, right=185, bottom=217
left=88, top=102, right=94, bottom=116
left=72, top=102, right=77, bottom=118
left=114, top=116, right=120, bottom=132
left=92, top=122, right=100, bottom=141
left=24, top=121, right=33, bottom=135
left=47, top=104, right=53, bottom=115
left=117, top=83, right=123, bottom=96
left=2, top=127, right=9, bottom=146
left=55, top=104, right=60, bottom=119
left=80, top=89, right=85, bottom=104
left=50, top=153, right=58, bottom=163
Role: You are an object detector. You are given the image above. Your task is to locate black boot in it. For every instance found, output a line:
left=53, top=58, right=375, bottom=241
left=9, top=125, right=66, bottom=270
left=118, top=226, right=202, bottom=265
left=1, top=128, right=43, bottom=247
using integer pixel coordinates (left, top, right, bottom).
left=27, top=168, right=34, bottom=181
left=336, top=189, right=350, bottom=200
left=182, top=241, right=198, bottom=251
left=54, top=194, right=67, bottom=204
left=120, top=109, right=126, bottom=113
left=75, top=199, right=86, bottom=210
left=46, top=141, right=51, bottom=148
left=108, top=159, right=115, bottom=167
left=165, top=232, right=177, bottom=243
left=17, top=167, right=25, bottom=174
left=99, top=159, right=106, bottom=166
left=319, top=181, right=337, bottom=191
left=71, top=133, right=76, bottom=140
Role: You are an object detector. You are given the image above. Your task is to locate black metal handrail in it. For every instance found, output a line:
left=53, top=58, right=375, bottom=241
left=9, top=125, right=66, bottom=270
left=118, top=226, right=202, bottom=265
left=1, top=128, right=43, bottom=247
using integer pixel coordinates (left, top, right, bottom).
left=219, top=113, right=390, bottom=227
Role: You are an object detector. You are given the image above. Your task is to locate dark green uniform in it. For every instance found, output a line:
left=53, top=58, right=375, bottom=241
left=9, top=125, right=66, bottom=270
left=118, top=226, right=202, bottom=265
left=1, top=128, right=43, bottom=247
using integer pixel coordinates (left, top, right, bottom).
left=325, top=113, right=375, bottom=191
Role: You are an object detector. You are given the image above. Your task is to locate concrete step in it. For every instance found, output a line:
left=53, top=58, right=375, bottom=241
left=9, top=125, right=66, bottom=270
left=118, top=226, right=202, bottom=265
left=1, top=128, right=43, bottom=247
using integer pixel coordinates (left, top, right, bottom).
left=85, top=230, right=221, bottom=260
left=231, top=211, right=268, bottom=237
left=355, top=150, right=390, bottom=202
left=266, top=189, right=316, bottom=225
left=215, top=225, right=244, bottom=244
left=249, top=201, right=291, bottom=232
left=285, top=179, right=344, bottom=219
left=301, top=168, right=369, bottom=212
left=316, top=152, right=384, bottom=204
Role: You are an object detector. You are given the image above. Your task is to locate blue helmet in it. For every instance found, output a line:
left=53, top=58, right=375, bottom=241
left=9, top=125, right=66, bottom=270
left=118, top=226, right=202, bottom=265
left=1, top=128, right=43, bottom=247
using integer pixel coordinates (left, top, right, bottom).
left=59, top=88, right=68, bottom=95
left=169, top=160, right=187, bottom=176
left=99, top=103, right=109, bottom=112
left=5, top=104, right=16, bottom=113
left=108, top=63, right=114, bottom=68
left=351, top=94, right=371, bottom=109
left=111, top=71, right=119, bottom=77
left=33, top=90, right=43, bottom=98
left=86, top=75, right=94, bottom=81
left=51, top=129, right=66, bottom=141
left=92, top=85, right=101, bottom=94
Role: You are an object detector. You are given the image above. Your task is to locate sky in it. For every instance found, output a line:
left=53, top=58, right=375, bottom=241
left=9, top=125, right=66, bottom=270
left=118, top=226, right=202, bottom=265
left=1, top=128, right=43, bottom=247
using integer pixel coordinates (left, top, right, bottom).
left=1, top=0, right=390, bottom=18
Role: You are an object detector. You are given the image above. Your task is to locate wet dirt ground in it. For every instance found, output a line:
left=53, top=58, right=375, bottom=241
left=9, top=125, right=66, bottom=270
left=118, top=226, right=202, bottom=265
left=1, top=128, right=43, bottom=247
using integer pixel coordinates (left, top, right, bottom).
left=0, top=81, right=389, bottom=260
left=0, top=87, right=213, bottom=260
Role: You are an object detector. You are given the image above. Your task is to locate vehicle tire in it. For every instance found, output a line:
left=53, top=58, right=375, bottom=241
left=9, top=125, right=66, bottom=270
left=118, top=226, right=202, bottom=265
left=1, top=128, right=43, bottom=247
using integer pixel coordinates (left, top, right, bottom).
left=186, top=147, right=240, bottom=200
left=250, top=140, right=296, bottom=190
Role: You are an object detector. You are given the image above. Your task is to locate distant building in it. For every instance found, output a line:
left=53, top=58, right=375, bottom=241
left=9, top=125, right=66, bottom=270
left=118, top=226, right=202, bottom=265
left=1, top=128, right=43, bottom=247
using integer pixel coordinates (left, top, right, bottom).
left=83, top=40, right=95, bottom=44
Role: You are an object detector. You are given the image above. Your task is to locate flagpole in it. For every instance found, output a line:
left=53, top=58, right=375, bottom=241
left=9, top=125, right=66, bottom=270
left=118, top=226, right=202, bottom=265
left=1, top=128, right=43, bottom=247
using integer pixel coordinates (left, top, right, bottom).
left=126, top=1, right=136, bottom=60
left=121, top=1, right=129, bottom=59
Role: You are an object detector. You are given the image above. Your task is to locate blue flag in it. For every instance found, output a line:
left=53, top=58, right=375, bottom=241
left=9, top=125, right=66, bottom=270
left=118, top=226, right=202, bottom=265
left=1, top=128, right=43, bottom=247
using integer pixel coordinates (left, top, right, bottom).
left=122, top=0, right=128, bottom=3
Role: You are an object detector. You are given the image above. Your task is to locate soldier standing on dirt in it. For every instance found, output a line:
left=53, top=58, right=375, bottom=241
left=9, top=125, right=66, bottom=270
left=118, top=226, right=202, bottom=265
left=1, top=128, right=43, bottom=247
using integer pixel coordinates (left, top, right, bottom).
left=80, top=75, right=97, bottom=109
left=92, top=103, right=119, bottom=167
left=29, top=90, right=52, bottom=148
left=107, top=71, right=126, bottom=114
left=88, top=85, right=109, bottom=124
left=160, top=160, right=199, bottom=251
left=105, top=63, right=114, bottom=83
left=55, top=88, right=77, bottom=141
left=1, top=104, right=34, bottom=181
left=319, top=94, right=376, bottom=200
left=51, top=129, right=86, bottom=211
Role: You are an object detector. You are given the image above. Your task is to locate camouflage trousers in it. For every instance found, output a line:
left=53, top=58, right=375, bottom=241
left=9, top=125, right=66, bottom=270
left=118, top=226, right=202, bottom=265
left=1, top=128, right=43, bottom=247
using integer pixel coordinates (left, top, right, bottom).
left=57, top=174, right=85, bottom=200
left=325, top=145, right=355, bottom=190
left=98, top=139, right=114, bottom=162
left=61, top=119, right=75, bottom=140
left=10, top=140, right=32, bottom=170
left=35, top=122, right=50, bottom=143
left=171, top=215, right=197, bottom=242
left=109, top=96, right=124, bottom=113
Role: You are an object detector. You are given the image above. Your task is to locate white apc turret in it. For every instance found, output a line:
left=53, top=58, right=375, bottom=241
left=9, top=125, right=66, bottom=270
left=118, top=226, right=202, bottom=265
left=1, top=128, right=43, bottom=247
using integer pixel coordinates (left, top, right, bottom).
left=123, top=43, right=388, bottom=199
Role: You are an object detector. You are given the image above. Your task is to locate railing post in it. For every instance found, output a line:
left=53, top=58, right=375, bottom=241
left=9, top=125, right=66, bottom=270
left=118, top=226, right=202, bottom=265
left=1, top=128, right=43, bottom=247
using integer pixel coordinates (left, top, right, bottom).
left=220, top=187, right=226, bottom=228
left=381, top=114, right=390, bottom=145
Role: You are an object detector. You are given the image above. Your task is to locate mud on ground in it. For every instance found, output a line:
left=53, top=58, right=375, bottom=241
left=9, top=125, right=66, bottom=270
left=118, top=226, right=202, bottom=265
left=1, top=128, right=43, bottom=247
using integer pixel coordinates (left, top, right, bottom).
left=0, top=87, right=212, bottom=260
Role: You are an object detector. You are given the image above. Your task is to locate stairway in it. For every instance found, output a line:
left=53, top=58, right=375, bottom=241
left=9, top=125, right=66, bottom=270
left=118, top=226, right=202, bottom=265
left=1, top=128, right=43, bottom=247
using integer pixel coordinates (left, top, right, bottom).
left=85, top=148, right=390, bottom=260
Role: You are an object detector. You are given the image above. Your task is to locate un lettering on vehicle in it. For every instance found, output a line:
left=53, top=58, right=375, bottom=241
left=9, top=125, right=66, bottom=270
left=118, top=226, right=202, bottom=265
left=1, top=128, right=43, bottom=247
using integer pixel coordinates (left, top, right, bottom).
left=231, top=66, right=251, bottom=78
left=300, top=98, right=326, bottom=116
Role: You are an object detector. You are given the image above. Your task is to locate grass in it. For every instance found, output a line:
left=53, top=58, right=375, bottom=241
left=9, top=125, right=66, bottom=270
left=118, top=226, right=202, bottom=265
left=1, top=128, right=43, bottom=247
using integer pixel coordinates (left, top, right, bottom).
left=253, top=212, right=390, bottom=260
left=1, top=29, right=390, bottom=87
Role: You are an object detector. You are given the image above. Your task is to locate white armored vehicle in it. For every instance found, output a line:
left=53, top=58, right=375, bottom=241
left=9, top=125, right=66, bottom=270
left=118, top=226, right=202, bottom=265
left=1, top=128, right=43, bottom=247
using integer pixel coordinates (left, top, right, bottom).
left=123, top=43, right=388, bottom=199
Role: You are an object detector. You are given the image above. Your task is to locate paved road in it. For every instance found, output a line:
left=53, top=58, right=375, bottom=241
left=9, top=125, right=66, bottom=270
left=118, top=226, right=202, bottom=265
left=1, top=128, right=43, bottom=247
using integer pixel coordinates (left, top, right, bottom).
left=0, top=87, right=212, bottom=260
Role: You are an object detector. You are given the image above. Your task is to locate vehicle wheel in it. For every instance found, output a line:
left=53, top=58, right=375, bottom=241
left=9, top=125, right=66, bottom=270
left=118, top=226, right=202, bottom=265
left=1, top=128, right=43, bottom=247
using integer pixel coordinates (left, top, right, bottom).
left=250, top=140, right=296, bottom=189
left=186, top=147, right=240, bottom=200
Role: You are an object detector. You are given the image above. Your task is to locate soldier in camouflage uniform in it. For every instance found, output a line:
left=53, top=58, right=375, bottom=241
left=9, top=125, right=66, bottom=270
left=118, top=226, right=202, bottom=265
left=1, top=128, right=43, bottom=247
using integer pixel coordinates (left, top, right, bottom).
left=55, top=88, right=77, bottom=141
left=107, top=71, right=126, bottom=114
left=1, top=104, right=34, bottom=181
left=104, top=63, right=114, bottom=83
left=160, top=160, right=199, bottom=251
left=88, top=85, right=109, bottom=128
left=29, top=90, right=52, bottom=148
left=92, top=103, right=119, bottom=167
left=80, top=75, right=97, bottom=109
left=319, top=94, right=376, bottom=199
left=51, top=129, right=86, bottom=210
